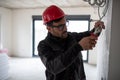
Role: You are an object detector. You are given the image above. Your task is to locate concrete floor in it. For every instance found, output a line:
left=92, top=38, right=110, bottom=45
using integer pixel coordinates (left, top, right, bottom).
left=7, top=57, right=97, bottom=80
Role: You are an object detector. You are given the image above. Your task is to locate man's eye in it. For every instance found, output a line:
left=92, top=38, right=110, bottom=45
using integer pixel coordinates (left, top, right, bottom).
left=58, top=25, right=63, bottom=28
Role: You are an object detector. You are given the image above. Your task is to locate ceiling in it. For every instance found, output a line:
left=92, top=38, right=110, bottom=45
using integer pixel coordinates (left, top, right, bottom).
left=0, top=0, right=91, bottom=9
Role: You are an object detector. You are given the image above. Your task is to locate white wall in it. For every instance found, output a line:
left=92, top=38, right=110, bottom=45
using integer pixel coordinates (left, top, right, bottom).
left=12, top=7, right=98, bottom=64
left=12, top=8, right=43, bottom=57
left=97, top=0, right=120, bottom=80
left=0, top=7, right=12, bottom=56
left=97, top=0, right=112, bottom=78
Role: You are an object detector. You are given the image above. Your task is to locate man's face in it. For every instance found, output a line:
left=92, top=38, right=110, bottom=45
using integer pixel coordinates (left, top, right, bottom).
left=47, top=17, right=68, bottom=38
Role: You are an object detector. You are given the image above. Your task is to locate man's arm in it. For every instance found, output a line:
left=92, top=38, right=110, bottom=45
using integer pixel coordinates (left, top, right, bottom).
left=37, top=40, right=82, bottom=75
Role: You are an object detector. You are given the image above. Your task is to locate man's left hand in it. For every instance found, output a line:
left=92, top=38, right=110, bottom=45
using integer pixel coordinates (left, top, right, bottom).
left=94, top=21, right=105, bottom=29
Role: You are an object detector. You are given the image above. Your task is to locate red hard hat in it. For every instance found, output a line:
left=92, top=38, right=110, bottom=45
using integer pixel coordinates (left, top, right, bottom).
left=42, top=5, right=65, bottom=24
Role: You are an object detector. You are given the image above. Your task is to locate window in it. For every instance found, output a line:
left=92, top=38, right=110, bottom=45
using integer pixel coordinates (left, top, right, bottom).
left=66, top=15, right=90, bottom=62
left=32, top=15, right=90, bottom=62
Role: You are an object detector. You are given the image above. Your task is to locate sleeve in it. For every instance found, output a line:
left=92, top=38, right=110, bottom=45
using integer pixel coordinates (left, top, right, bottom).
left=37, top=40, right=83, bottom=75
left=70, top=27, right=102, bottom=41
left=70, top=31, right=91, bottom=41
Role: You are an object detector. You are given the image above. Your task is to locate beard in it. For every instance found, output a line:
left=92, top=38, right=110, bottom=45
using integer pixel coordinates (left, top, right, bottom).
left=61, top=31, right=68, bottom=38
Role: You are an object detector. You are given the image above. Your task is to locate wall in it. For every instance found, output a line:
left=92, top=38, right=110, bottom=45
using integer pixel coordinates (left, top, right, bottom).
left=97, top=0, right=120, bottom=80
left=97, top=0, right=112, bottom=79
left=12, top=8, right=43, bottom=57
left=108, top=0, right=120, bottom=80
left=0, top=7, right=12, bottom=56
left=12, top=7, right=99, bottom=61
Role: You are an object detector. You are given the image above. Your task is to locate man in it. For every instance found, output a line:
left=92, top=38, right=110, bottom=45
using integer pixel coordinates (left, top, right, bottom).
left=38, top=5, right=105, bottom=80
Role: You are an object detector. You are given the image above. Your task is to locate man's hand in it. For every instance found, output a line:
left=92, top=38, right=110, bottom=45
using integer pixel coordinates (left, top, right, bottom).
left=91, top=21, right=105, bottom=37
left=94, top=21, right=105, bottom=29
left=79, top=36, right=97, bottom=50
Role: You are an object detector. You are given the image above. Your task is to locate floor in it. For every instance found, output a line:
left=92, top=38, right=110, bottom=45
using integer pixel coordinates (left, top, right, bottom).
left=7, top=57, right=97, bottom=80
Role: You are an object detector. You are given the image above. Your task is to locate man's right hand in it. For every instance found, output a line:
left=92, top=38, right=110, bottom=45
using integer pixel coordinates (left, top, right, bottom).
left=78, top=36, right=97, bottom=50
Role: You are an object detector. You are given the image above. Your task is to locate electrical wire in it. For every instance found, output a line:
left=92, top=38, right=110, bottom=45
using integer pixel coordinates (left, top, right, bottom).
left=83, top=0, right=109, bottom=21
left=98, top=0, right=109, bottom=20
left=83, top=0, right=106, bottom=7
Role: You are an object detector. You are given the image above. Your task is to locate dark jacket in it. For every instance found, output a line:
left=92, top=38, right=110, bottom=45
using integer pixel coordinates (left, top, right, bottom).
left=37, top=32, right=91, bottom=80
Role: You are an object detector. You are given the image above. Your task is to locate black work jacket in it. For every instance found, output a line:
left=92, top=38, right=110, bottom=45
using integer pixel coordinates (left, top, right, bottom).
left=37, top=32, right=91, bottom=80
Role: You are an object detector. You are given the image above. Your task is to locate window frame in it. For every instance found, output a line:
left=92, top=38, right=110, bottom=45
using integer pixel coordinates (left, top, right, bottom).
left=66, top=15, right=90, bottom=62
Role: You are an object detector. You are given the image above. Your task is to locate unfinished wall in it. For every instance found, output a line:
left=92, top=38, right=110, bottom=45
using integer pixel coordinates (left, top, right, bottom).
left=97, top=0, right=120, bottom=80
left=97, top=0, right=112, bottom=79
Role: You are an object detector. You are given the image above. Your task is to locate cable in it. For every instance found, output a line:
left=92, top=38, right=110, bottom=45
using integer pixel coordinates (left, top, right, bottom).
left=83, top=0, right=109, bottom=21
left=98, top=0, right=109, bottom=20
left=83, top=0, right=106, bottom=7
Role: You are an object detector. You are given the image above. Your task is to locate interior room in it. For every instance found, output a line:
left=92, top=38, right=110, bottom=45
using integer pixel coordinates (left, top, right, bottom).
left=0, top=0, right=120, bottom=80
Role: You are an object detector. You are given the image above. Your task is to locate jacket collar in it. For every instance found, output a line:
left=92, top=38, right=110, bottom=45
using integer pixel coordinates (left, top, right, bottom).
left=46, top=32, right=68, bottom=44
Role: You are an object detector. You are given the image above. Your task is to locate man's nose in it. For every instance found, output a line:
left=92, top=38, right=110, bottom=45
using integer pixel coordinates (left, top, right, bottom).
left=63, top=25, right=67, bottom=31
